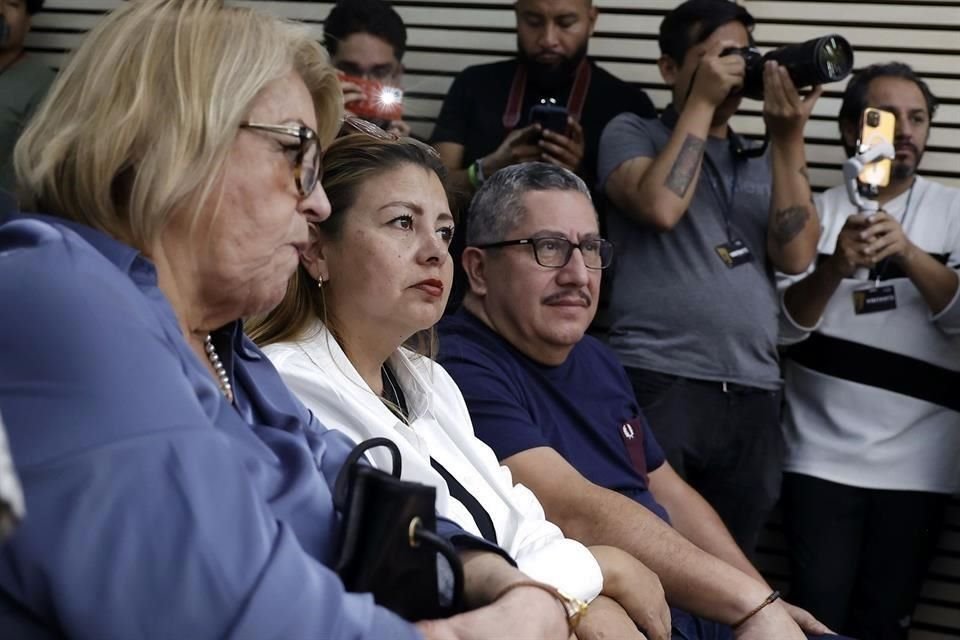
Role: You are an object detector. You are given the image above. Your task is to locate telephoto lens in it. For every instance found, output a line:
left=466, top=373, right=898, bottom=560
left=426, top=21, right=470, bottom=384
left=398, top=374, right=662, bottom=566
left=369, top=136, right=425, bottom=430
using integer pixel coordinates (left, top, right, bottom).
left=741, top=34, right=854, bottom=100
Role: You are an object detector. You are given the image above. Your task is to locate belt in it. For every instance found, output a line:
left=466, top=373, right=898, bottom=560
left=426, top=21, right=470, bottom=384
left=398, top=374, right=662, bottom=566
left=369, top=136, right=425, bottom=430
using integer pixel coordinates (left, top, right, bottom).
left=684, top=377, right=777, bottom=395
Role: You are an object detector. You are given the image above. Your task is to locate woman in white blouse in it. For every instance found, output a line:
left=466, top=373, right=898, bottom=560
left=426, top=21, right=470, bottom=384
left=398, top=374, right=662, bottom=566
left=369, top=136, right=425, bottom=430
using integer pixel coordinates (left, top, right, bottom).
left=251, top=130, right=670, bottom=640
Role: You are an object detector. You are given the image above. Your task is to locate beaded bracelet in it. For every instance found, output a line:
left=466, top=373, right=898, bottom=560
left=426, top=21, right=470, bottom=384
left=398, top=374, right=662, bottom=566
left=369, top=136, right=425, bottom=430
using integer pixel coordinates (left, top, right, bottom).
left=732, top=590, right=781, bottom=629
left=493, top=579, right=588, bottom=634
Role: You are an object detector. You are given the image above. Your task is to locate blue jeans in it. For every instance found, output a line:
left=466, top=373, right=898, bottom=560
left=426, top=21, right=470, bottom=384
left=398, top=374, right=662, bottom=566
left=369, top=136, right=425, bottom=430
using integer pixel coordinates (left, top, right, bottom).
left=671, top=608, right=848, bottom=640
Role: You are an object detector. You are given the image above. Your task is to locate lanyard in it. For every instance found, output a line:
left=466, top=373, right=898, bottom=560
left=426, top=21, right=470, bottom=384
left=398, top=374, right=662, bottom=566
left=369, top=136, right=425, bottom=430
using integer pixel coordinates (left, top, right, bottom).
left=701, top=151, right=742, bottom=244
left=502, top=58, right=592, bottom=129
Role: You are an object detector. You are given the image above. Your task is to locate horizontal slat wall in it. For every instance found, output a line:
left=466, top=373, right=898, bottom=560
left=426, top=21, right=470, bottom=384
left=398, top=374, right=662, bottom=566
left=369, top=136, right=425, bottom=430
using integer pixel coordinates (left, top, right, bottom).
left=22, top=1, right=960, bottom=636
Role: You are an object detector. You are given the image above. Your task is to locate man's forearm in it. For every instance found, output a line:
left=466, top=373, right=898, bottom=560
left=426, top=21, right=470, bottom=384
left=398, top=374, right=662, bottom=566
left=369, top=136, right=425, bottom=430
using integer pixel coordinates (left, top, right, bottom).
left=550, top=486, right=770, bottom=624
left=768, top=137, right=819, bottom=273
left=446, top=168, right=477, bottom=208
left=783, top=257, right=845, bottom=328
left=661, top=481, right=767, bottom=586
left=623, top=100, right=714, bottom=229
left=902, top=249, right=960, bottom=314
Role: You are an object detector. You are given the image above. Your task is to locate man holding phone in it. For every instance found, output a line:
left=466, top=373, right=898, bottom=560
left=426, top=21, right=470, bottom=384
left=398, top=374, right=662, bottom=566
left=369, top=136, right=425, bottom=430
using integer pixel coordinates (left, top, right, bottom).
left=323, top=0, right=411, bottom=136
left=431, top=0, right=655, bottom=310
left=777, top=62, right=960, bottom=639
left=431, top=0, right=654, bottom=198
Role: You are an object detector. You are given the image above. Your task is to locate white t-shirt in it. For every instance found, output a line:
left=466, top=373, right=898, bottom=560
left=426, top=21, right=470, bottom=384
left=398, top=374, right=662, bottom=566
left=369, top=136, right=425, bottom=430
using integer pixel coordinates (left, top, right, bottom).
left=0, top=410, right=24, bottom=539
left=778, top=176, right=960, bottom=493
left=264, top=325, right=604, bottom=602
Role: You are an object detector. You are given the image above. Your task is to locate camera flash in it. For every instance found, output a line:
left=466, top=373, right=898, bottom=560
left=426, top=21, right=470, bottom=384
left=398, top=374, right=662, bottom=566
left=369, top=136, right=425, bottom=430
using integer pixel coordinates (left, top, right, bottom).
left=379, top=87, right=403, bottom=106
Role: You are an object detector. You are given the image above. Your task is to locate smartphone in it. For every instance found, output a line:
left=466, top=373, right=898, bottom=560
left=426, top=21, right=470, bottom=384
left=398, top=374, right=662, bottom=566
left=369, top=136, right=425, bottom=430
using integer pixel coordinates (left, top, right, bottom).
left=858, top=107, right=895, bottom=188
left=337, top=72, right=404, bottom=121
left=529, top=103, right=569, bottom=136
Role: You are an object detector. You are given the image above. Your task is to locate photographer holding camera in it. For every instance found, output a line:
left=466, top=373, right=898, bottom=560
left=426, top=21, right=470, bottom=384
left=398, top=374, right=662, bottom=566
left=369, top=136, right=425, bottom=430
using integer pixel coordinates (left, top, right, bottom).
left=324, top=0, right=411, bottom=137
left=597, top=0, right=822, bottom=557
left=778, top=62, right=960, bottom=639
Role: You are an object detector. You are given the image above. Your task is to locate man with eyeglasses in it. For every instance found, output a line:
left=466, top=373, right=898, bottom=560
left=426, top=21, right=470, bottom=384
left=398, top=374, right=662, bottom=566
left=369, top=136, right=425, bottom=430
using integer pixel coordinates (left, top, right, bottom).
left=323, top=0, right=411, bottom=136
left=438, top=163, right=841, bottom=640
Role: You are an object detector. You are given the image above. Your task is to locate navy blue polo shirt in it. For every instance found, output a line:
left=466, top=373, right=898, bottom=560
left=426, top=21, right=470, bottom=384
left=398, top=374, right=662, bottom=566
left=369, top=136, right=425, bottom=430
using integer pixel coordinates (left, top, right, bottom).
left=438, top=309, right=670, bottom=523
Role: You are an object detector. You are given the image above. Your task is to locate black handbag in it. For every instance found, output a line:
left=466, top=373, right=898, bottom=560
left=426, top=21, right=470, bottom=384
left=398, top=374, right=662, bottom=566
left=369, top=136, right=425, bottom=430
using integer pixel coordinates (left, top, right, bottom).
left=333, top=437, right=464, bottom=621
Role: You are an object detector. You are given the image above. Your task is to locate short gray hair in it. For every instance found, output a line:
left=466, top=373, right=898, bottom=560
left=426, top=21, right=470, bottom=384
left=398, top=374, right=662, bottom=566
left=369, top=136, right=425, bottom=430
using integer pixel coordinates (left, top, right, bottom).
left=466, top=162, right=593, bottom=246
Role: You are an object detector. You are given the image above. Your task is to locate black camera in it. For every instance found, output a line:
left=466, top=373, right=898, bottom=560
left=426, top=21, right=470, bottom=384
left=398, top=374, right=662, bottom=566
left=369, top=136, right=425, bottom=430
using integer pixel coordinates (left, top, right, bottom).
left=722, top=34, right=854, bottom=100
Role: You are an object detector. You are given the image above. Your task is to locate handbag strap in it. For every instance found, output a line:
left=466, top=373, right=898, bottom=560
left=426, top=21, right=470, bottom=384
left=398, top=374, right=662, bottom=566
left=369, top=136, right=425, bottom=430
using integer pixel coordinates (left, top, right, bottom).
left=410, top=518, right=465, bottom=614
left=334, top=437, right=403, bottom=509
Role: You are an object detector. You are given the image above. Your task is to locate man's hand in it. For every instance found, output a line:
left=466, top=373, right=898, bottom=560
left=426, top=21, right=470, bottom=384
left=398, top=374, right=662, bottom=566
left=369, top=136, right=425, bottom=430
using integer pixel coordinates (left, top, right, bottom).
left=734, top=601, right=806, bottom=640
left=763, top=61, right=823, bottom=142
left=483, top=124, right=543, bottom=175
left=860, top=210, right=919, bottom=264
left=339, top=79, right=366, bottom=114
left=828, top=213, right=874, bottom=277
left=688, top=40, right=747, bottom=108
left=539, top=119, right=585, bottom=173
left=781, top=600, right=834, bottom=635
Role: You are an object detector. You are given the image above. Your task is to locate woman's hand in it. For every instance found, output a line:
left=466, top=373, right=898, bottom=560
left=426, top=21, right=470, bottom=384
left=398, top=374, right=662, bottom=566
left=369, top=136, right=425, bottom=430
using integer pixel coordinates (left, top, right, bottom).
left=416, top=581, right=569, bottom=640
left=575, top=595, right=649, bottom=640
left=416, top=550, right=570, bottom=640
left=590, top=545, right=670, bottom=640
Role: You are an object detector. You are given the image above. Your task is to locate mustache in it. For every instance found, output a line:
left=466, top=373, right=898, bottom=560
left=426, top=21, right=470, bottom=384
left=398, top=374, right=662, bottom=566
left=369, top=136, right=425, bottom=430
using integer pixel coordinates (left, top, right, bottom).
left=894, top=139, right=919, bottom=155
left=542, top=290, right=591, bottom=306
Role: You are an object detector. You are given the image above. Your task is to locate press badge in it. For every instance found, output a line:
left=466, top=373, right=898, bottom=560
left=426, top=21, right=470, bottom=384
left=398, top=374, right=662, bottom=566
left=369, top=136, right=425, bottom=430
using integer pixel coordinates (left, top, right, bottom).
left=853, top=285, right=897, bottom=314
left=715, top=239, right=753, bottom=268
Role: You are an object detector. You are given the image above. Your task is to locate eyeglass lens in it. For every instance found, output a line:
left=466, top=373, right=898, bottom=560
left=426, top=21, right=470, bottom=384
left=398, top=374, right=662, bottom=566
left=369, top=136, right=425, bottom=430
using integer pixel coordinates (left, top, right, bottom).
left=534, top=237, right=611, bottom=269
left=298, top=134, right=321, bottom=197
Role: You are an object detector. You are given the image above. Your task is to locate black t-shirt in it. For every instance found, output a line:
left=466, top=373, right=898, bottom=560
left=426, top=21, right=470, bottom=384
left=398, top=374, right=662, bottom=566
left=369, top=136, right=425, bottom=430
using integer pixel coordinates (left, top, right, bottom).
left=431, top=57, right=655, bottom=194
left=432, top=58, right=656, bottom=312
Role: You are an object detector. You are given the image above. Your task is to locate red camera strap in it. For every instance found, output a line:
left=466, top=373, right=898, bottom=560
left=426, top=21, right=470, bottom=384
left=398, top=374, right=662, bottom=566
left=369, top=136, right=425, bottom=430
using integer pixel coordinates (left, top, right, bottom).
left=501, top=58, right=592, bottom=130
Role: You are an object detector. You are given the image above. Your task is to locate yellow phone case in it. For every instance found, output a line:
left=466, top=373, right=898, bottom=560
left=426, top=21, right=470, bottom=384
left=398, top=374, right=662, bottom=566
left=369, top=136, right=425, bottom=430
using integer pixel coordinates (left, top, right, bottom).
left=858, top=107, right=896, bottom=188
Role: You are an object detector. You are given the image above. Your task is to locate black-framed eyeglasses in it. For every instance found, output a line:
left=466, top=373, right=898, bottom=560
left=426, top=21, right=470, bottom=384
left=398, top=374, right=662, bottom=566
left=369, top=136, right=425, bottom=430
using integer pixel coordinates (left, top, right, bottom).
left=339, top=116, right=440, bottom=159
left=239, top=122, right=321, bottom=198
left=473, top=236, right=615, bottom=270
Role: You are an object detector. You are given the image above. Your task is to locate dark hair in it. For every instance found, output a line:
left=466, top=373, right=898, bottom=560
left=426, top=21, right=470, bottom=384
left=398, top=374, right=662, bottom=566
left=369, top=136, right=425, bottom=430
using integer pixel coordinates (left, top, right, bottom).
left=323, top=0, right=407, bottom=62
left=467, top=162, right=592, bottom=247
left=248, top=134, right=449, bottom=348
left=838, top=62, right=939, bottom=156
left=658, top=0, right=755, bottom=63
left=26, top=0, right=45, bottom=15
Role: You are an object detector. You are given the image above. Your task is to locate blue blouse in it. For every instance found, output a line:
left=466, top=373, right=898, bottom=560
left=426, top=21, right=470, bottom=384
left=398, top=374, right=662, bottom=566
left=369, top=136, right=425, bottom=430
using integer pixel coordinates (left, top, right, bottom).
left=0, top=214, right=497, bottom=639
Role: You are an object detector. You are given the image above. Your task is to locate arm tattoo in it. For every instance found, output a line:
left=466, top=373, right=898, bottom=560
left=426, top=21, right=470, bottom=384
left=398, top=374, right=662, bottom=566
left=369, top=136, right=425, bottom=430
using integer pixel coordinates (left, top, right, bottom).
left=771, top=205, right=811, bottom=246
left=664, top=134, right=706, bottom=198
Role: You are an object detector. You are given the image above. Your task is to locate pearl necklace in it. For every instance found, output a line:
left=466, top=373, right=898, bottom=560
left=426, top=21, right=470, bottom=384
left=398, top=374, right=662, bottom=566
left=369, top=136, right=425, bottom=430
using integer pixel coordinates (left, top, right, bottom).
left=204, top=334, right=234, bottom=403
